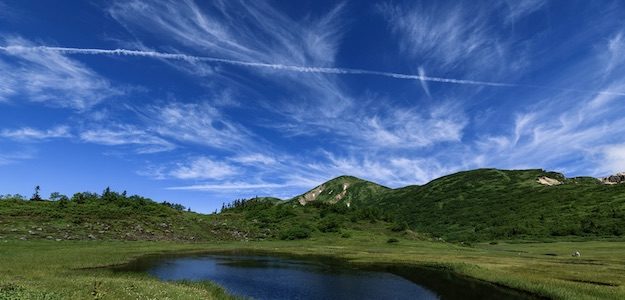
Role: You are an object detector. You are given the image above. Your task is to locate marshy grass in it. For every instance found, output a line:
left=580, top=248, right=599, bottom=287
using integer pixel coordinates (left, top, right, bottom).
left=1, top=232, right=625, bottom=299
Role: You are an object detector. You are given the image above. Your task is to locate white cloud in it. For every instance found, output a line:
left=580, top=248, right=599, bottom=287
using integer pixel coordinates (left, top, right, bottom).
left=605, top=32, right=625, bottom=73
left=379, top=2, right=505, bottom=72
left=361, top=104, right=466, bottom=148
left=80, top=125, right=175, bottom=153
left=0, top=151, right=33, bottom=166
left=503, top=0, right=546, bottom=24
left=108, top=0, right=355, bottom=132
left=0, top=126, right=71, bottom=141
left=230, top=153, right=277, bottom=166
left=142, top=101, right=255, bottom=151
left=471, top=81, right=625, bottom=175
left=169, top=157, right=237, bottom=180
left=168, top=182, right=290, bottom=191
left=0, top=37, right=121, bottom=110
left=599, top=144, right=625, bottom=174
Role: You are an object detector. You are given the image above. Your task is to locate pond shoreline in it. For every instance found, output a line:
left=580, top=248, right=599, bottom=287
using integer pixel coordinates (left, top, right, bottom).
left=112, top=248, right=544, bottom=299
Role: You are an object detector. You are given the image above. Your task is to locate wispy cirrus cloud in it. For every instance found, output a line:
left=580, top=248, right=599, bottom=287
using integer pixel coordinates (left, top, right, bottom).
left=138, top=101, right=256, bottom=151
left=503, top=0, right=547, bottom=24
left=167, top=182, right=290, bottom=191
left=106, top=0, right=359, bottom=135
left=168, top=157, right=237, bottom=180
left=0, top=125, right=71, bottom=141
left=471, top=80, right=625, bottom=176
left=80, top=125, right=175, bottom=154
left=378, top=2, right=501, bottom=73
left=605, top=32, right=625, bottom=73
left=359, top=102, right=466, bottom=148
left=377, top=1, right=540, bottom=77
left=599, top=144, right=625, bottom=173
left=0, top=150, right=34, bottom=166
left=229, top=153, right=277, bottom=166
left=0, top=37, right=122, bottom=110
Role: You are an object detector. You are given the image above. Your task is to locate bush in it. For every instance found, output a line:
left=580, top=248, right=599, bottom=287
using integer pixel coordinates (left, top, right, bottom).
left=387, top=238, right=399, bottom=244
left=318, top=215, right=343, bottom=233
left=390, top=221, right=409, bottom=232
left=279, top=225, right=312, bottom=240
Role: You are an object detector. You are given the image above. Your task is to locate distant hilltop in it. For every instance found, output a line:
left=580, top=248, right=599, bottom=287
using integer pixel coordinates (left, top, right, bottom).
left=602, top=172, right=625, bottom=185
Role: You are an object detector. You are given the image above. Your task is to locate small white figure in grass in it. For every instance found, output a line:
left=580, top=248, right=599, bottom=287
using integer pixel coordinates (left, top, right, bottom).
left=572, top=250, right=581, bottom=257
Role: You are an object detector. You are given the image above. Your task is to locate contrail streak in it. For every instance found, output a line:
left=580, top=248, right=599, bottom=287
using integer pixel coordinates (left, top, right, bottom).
left=2, top=45, right=624, bottom=96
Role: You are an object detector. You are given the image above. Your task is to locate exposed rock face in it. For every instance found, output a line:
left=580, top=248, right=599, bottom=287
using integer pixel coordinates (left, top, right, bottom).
left=333, top=183, right=350, bottom=203
left=601, top=172, right=625, bottom=184
left=297, top=182, right=351, bottom=205
left=537, top=176, right=562, bottom=186
left=298, top=185, right=325, bottom=205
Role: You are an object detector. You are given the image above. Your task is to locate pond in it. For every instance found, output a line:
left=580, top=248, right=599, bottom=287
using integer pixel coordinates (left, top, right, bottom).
left=116, top=252, right=536, bottom=300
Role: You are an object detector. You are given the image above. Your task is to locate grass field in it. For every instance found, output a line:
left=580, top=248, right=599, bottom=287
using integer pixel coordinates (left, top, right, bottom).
left=1, top=232, right=625, bottom=299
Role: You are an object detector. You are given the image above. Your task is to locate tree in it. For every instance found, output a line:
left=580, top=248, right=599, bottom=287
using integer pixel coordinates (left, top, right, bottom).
left=57, top=195, right=70, bottom=208
left=49, top=192, right=64, bottom=201
left=30, top=185, right=43, bottom=201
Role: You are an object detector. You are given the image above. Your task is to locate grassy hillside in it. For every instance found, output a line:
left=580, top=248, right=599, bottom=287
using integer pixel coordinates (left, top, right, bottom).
left=0, top=189, right=404, bottom=242
left=3, top=169, right=625, bottom=243
left=0, top=190, right=270, bottom=242
left=290, top=175, right=388, bottom=206
left=377, top=169, right=625, bottom=241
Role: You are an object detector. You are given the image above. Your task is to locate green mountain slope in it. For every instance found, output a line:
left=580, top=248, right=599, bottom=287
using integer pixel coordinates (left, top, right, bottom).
left=375, top=169, right=625, bottom=241
left=0, top=192, right=258, bottom=241
left=291, top=175, right=389, bottom=207
left=2, top=169, right=624, bottom=243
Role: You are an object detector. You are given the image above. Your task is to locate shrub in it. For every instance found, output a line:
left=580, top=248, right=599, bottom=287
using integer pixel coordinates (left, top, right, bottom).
left=279, top=225, right=312, bottom=240
left=318, top=215, right=343, bottom=233
left=390, top=221, right=409, bottom=232
left=386, top=238, right=399, bottom=244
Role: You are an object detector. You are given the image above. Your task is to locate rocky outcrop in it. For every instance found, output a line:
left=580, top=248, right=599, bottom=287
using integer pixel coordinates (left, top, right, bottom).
left=298, top=185, right=325, bottom=205
left=537, top=176, right=562, bottom=186
left=601, top=172, right=625, bottom=184
left=297, top=182, right=351, bottom=205
left=333, top=183, right=350, bottom=203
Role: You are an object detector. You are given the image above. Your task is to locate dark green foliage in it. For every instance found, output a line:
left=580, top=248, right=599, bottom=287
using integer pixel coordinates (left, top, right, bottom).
left=317, top=215, right=344, bottom=232
left=30, top=185, right=43, bottom=201
left=0, top=194, right=27, bottom=201
left=279, top=225, right=312, bottom=240
left=220, top=197, right=281, bottom=213
left=289, top=175, right=389, bottom=207
left=161, top=201, right=186, bottom=211
left=4, top=168, right=624, bottom=243
left=0, top=187, right=244, bottom=241
left=387, top=238, right=399, bottom=243
left=375, top=169, right=625, bottom=241
left=390, top=221, right=409, bottom=232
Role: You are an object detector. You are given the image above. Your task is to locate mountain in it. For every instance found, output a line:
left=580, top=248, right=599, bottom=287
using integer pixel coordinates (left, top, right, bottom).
left=2, top=168, right=624, bottom=243
left=374, top=169, right=625, bottom=241
left=291, top=175, right=389, bottom=207
left=225, top=169, right=625, bottom=242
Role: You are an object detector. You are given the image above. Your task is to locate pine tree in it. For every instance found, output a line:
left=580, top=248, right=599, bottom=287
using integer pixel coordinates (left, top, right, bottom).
left=30, top=185, right=42, bottom=201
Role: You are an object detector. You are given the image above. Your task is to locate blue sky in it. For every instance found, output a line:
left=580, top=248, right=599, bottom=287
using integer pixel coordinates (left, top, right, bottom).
left=1, top=0, right=625, bottom=212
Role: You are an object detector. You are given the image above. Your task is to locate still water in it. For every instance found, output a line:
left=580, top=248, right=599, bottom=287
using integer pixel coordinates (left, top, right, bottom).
left=118, top=253, right=534, bottom=300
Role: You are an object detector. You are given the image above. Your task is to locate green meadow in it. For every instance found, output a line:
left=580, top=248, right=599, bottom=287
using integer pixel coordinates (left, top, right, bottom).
left=2, top=169, right=625, bottom=299
left=1, top=236, right=625, bottom=299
